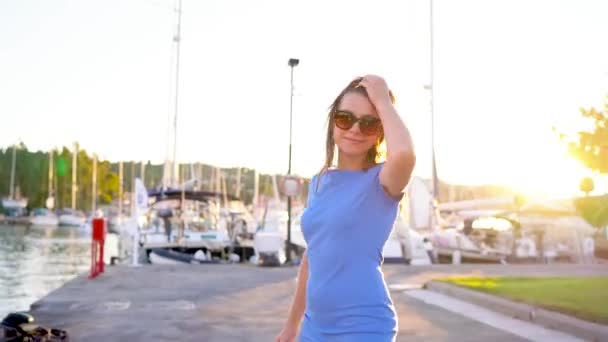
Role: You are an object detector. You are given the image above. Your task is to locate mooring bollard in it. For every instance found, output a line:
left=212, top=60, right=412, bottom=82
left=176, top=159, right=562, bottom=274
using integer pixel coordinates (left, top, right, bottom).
left=90, top=217, right=106, bottom=279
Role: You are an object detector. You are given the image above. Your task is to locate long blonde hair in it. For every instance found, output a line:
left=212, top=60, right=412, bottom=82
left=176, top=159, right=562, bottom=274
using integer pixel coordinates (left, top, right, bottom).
left=315, top=77, right=395, bottom=192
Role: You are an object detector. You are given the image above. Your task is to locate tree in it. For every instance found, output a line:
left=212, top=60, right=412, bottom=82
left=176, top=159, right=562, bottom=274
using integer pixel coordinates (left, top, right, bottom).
left=565, top=102, right=608, bottom=174
left=557, top=99, right=608, bottom=228
left=0, top=143, right=310, bottom=212
left=0, top=144, right=121, bottom=211
left=575, top=195, right=608, bottom=228
left=579, top=177, right=595, bottom=196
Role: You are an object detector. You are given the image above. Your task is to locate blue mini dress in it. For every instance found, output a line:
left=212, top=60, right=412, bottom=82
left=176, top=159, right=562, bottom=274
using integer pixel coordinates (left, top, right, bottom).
left=299, top=163, right=401, bottom=342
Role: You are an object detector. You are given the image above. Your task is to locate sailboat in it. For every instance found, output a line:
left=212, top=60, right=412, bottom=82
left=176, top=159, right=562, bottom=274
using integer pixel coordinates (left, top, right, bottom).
left=120, top=1, right=252, bottom=265
left=252, top=174, right=307, bottom=266
left=29, top=208, right=59, bottom=226
left=29, top=150, right=59, bottom=226
left=404, top=5, right=512, bottom=263
left=58, top=143, right=86, bottom=227
left=2, top=144, right=28, bottom=218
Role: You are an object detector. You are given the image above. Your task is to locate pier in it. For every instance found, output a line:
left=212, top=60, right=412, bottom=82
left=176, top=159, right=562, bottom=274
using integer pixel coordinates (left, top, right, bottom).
left=24, top=263, right=608, bottom=341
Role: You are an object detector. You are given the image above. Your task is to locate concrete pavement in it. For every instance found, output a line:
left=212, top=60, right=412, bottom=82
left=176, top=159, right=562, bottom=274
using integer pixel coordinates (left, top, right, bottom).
left=23, top=263, right=607, bottom=341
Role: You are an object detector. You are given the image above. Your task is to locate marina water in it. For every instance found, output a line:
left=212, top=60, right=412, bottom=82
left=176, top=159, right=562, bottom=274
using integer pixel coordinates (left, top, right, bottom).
left=0, top=224, right=118, bottom=318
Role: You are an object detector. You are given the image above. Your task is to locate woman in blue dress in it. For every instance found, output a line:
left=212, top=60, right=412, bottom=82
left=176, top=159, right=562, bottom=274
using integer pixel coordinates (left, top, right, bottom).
left=275, top=75, right=416, bottom=342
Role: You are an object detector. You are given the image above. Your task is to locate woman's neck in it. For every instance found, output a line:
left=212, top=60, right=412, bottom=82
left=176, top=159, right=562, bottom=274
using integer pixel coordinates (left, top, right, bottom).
left=336, top=153, right=372, bottom=171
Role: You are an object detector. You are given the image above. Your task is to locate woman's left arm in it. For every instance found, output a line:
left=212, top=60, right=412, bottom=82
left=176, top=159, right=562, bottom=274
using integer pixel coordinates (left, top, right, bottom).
left=359, top=75, right=416, bottom=198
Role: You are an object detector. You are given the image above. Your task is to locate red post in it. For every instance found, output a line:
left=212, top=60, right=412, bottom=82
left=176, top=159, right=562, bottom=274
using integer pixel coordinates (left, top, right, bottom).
left=90, top=218, right=106, bottom=279
left=89, top=239, right=97, bottom=277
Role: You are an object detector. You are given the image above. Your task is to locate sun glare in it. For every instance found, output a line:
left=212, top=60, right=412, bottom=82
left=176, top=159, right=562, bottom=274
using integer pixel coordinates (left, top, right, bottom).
left=501, top=141, right=598, bottom=199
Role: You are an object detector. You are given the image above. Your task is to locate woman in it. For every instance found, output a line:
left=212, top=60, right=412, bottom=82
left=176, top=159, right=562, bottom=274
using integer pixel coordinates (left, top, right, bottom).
left=275, top=75, right=416, bottom=342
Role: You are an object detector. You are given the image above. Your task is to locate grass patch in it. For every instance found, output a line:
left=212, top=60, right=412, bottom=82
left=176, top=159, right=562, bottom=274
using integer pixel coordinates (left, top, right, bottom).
left=441, top=276, right=608, bottom=324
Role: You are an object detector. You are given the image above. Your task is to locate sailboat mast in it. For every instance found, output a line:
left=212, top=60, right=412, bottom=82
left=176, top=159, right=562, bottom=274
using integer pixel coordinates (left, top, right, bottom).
left=171, top=0, right=182, bottom=188
left=131, top=161, right=136, bottom=216
left=92, top=154, right=97, bottom=213
left=428, top=0, right=440, bottom=234
left=235, top=167, right=241, bottom=199
left=196, top=163, right=201, bottom=182
left=197, top=163, right=203, bottom=190
left=209, top=167, right=215, bottom=192
left=215, top=167, right=221, bottom=193
left=253, top=169, right=259, bottom=208
left=9, top=144, right=16, bottom=199
left=271, top=174, right=280, bottom=203
left=119, top=161, right=123, bottom=217
left=46, top=149, right=55, bottom=209
left=48, top=150, right=54, bottom=200
left=71, top=142, right=78, bottom=210
left=221, top=172, right=228, bottom=208
left=140, top=161, right=146, bottom=188
left=429, top=0, right=439, bottom=201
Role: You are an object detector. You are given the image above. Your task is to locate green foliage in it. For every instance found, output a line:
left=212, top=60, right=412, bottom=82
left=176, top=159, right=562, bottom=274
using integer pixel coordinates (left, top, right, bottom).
left=580, top=177, right=595, bottom=195
left=574, top=195, right=608, bottom=228
left=566, top=103, right=608, bottom=174
left=443, top=276, right=608, bottom=324
left=555, top=99, right=608, bottom=227
left=0, top=143, right=310, bottom=211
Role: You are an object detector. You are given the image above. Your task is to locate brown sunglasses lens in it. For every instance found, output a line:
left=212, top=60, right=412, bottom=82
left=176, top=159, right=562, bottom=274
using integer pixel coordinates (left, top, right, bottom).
left=334, top=112, right=355, bottom=130
left=334, top=111, right=381, bottom=136
left=359, top=117, right=382, bottom=135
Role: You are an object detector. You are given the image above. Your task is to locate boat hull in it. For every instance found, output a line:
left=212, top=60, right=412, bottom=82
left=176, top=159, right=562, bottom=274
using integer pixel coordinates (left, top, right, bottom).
left=148, top=249, right=221, bottom=265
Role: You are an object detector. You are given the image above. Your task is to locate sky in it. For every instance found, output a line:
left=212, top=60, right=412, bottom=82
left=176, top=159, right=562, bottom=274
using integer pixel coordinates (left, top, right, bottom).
left=1, top=0, right=607, bottom=198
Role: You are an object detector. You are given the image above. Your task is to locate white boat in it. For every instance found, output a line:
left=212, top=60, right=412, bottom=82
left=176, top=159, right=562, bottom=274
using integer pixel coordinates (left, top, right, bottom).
left=128, top=188, right=254, bottom=264
left=2, top=144, right=28, bottom=217
left=109, top=214, right=127, bottom=231
left=252, top=200, right=308, bottom=266
left=29, top=208, right=59, bottom=226
left=252, top=171, right=308, bottom=266
left=126, top=3, right=249, bottom=265
left=2, top=198, right=28, bottom=211
left=407, top=175, right=517, bottom=263
left=383, top=210, right=433, bottom=265
left=505, top=199, right=597, bottom=263
left=148, top=248, right=222, bottom=265
left=140, top=225, right=232, bottom=252
left=1, top=197, right=28, bottom=220
left=253, top=205, right=289, bottom=266
left=252, top=199, right=433, bottom=267
left=57, top=209, right=86, bottom=227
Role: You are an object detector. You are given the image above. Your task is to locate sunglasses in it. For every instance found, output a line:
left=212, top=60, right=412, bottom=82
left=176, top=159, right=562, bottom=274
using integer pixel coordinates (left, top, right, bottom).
left=333, top=110, right=382, bottom=136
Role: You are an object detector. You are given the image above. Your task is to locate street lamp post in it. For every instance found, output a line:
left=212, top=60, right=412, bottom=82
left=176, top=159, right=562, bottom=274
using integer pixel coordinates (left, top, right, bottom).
left=286, top=57, right=299, bottom=264
left=429, top=0, right=438, bottom=201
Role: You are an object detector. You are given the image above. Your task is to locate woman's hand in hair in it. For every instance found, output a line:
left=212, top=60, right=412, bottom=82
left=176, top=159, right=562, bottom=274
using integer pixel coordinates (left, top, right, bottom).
left=357, top=75, right=393, bottom=112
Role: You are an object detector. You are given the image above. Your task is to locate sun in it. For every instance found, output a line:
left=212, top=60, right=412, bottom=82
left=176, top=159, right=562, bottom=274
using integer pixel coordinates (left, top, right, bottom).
left=500, top=141, right=600, bottom=199
left=443, top=126, right=601, bottom=200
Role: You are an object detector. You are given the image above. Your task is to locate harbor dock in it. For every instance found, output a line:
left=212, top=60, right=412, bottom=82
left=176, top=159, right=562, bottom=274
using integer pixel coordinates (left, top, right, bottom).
left=24, top=263, right=608, bottom=341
